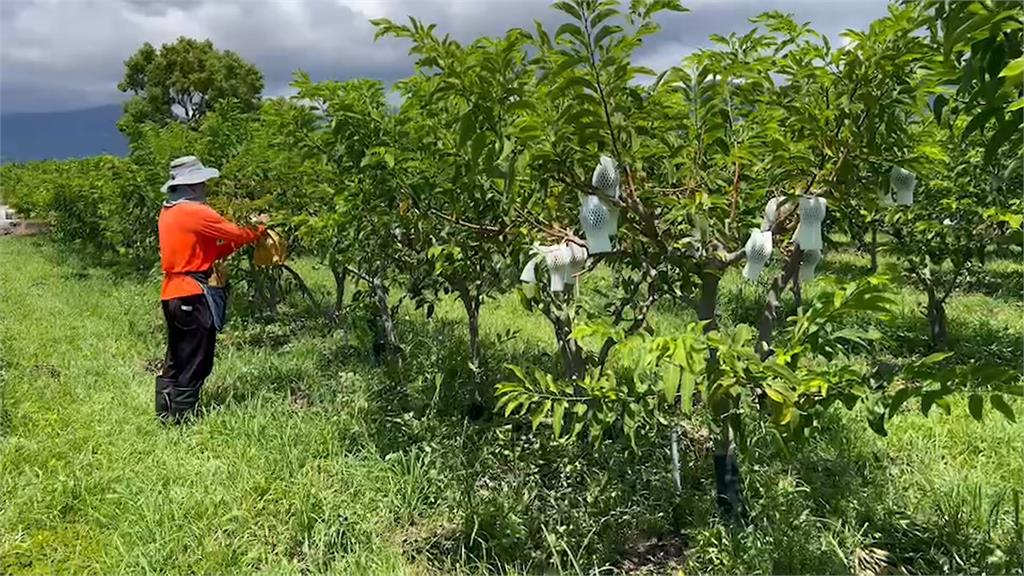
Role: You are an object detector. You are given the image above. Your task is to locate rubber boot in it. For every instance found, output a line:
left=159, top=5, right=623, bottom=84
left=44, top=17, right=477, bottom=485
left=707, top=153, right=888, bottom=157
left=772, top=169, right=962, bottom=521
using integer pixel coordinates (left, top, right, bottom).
left=168, top=381, right=202, bottom=424
left=155, top=376, right=174, bottom=422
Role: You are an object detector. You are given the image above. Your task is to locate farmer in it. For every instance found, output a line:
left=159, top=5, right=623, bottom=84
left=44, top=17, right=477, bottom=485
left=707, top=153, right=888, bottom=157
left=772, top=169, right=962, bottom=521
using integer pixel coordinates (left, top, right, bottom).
left=155, top=156, right=266, bottom=422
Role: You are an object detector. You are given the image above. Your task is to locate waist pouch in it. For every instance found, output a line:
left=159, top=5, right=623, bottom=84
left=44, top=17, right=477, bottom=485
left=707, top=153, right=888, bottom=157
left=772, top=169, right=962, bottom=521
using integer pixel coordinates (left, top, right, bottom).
left=187, top=271, right=229, bottom=332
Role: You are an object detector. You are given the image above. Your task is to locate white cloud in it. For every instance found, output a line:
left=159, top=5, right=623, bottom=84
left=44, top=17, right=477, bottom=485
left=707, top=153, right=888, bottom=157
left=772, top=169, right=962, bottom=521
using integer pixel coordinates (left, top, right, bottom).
left=0, top=0, right=889, bottom=114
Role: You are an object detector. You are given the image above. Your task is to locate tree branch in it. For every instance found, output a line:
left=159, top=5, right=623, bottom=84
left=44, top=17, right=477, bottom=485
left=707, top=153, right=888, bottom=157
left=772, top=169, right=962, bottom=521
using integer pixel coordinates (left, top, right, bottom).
left=939, top=260, right=968, bottom=303
left=729, top=161, right=741, bottom=224
left=425, top=206, right=504, bottom=234
left=344, top=264, right=373, bottom=285
left=596, top=266, right=658, bottom=370
left=756, top=246, right=803, bottom=359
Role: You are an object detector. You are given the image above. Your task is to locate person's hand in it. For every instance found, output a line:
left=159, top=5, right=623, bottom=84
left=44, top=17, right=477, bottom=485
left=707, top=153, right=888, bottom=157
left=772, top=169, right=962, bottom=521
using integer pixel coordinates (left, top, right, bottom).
left=249, top=213, right=270, bottom=226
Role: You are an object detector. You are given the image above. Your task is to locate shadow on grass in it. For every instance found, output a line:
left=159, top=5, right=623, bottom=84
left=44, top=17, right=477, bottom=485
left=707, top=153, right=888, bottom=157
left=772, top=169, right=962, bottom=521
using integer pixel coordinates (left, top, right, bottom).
left=199, top=297, right=708, bottom=572
left=963, top=261, right=1024, bottom=302
left=820, top=253, right=877, bottom=284
left=879, top=308, right=1023, bottom=379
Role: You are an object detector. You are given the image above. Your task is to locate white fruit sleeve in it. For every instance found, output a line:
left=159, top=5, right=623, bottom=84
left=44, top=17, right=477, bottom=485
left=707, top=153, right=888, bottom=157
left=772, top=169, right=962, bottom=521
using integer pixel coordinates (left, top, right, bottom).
left=890, top=166, right=916, bottom=206
left=794, top=196, right=826, bottom=251
left=591, top=155, right=620, bottom=201
left=742, top=229, right=773, bottom=281
left=579, top=194, right=619, bottom=254
left=799, top=249, right=822, bottom=283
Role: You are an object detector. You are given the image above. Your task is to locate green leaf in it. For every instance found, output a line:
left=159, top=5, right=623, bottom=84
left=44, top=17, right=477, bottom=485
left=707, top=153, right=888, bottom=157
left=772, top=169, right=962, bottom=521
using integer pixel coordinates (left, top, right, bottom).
left=867, top=408, right=888, bottom=437
left=593, top=24, right=623, bottom=47
left=991, top=394, right=1016, bottom=423
left=469, top=131, right=488, bottom=165
left=763, top=362, right=800, bottom=388
left=932, top=93, right=948, bottom=124
left=552, top=1, right=582, bottom=22
left=997, top=381, right=1024, bottom=397
left=1008, top=96, right=1024, bottom=111
left=680, top=372, right=696, bottom=415
left=968, top=393, right=984, bottom=421
left=457, top=112, right=476, bottom=149
left=505, top=364, right=528, bottom=385
left=918, top=351, right=954, bottom=365
left=999, top=55, right=1024, bottom=78
left=531, top=400, right=551, bottom=431
left=589, top=7, right=618, bottom=30
left=888, top=386, right=916, bottom=418
left=962, top=106, right=996, bottom=140
left=985, top=115, right=1021, bottom=165
left=502, top=394, right=525, bottom=417
left=552, top=401, right=566, bottom=438
left=662, top=363, right=680, bottom=402
left=764, top=385, right=788, bottom=405
left=921, top=390, right=940, bottom=416
left=555, top=23, right=585, bottom=44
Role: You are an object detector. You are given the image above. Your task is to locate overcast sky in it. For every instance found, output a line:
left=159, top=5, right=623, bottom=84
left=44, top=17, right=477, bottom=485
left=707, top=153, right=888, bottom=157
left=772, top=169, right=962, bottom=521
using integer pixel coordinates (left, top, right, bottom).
left=0, top=0, right=890, bottom=114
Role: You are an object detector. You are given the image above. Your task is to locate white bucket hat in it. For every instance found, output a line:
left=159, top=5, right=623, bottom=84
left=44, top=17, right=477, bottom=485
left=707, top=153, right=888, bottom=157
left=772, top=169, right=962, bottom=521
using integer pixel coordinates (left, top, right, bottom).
left=161, top=156, right=220, bottom=193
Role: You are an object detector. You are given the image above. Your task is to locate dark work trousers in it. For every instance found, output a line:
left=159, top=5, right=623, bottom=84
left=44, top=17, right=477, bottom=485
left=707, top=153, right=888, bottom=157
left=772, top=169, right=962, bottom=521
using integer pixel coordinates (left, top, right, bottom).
left=156, top=294, right=216, bottom=422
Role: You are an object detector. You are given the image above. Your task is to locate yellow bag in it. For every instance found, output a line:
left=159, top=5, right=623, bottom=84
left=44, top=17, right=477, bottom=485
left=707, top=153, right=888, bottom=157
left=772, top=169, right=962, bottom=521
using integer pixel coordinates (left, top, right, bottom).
left=209, top=261, right=229, bottom=287
left=253, top=229, right=288, bottom=267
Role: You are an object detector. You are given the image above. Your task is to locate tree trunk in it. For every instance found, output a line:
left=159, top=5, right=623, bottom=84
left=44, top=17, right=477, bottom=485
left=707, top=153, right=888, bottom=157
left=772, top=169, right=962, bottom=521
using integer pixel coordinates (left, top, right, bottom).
left=697, top=271, right=721, bottom=333
left=926, top=289, right=949, bottom=351
left=542, top=293, right=587, bottom=380
left=458, top=288, right=483, bottom=376
left=266, top=269, right=281, bottom=317
left=793, top=272, right=803, bottom=316
left=556, top=318, right=587, bottom=381
left=757, top=248, right=802, bottom=359
left=868, top=226, right=879, bottom=273
left=330, top=257, right=347, bottom=314
left=697, top=270, right=743, bottom=519
left=371, top=277, right=399, bottom=358
left=711, top=405, right=742, bottom=520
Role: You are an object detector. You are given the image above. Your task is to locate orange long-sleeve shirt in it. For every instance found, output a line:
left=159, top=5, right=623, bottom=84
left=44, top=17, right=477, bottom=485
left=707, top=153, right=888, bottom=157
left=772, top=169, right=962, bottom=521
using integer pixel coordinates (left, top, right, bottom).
left=158, top=202, right=265, bottom=300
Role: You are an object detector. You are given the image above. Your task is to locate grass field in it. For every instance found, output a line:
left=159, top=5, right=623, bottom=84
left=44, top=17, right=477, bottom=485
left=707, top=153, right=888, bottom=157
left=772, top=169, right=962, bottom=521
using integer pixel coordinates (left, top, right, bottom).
left=1, top=236, right=1022, bottom=574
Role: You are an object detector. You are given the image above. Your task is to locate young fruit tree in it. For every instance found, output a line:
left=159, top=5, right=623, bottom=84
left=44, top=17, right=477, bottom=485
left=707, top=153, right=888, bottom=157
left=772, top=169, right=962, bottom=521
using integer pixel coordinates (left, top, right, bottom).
left=494, top=0, right=1011, bottom=519
left=371, top=20, right=539, bottom=379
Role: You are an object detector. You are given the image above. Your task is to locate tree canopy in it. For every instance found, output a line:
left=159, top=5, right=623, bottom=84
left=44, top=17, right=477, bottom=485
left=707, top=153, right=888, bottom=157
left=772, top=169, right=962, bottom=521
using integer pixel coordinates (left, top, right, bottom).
left=117, top=37, right=263, bottom=135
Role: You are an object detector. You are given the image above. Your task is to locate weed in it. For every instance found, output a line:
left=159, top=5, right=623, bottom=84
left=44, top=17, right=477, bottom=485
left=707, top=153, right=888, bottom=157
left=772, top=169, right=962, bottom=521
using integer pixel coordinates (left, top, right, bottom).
left=1, top=237, right=1021, bottom=574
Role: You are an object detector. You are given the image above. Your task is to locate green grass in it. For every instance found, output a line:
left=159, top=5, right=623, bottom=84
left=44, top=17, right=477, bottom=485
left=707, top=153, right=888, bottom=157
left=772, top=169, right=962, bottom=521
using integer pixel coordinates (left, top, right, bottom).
left=1, top=237, right=1022, bottom=574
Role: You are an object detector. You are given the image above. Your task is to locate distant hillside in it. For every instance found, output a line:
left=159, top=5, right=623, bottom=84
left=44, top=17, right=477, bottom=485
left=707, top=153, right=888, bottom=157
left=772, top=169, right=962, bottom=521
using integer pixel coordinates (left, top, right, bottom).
left=0, top=104, right=128, bottom=164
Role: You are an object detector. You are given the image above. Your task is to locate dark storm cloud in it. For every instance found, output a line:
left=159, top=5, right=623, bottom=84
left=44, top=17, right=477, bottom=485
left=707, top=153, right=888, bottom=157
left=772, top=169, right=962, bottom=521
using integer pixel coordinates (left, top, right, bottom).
left=0, top=0, right=889, bottom=114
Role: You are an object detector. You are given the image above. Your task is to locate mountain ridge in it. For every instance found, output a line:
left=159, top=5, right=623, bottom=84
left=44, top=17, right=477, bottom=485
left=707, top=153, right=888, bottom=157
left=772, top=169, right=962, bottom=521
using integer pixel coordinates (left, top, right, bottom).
left=1, top=104, right=128, bottom=164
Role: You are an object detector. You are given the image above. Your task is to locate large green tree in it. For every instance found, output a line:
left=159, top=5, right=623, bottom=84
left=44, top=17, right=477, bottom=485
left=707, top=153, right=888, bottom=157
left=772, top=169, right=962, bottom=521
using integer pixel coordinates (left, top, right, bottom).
left=118, top=37, right=263, bottom=135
